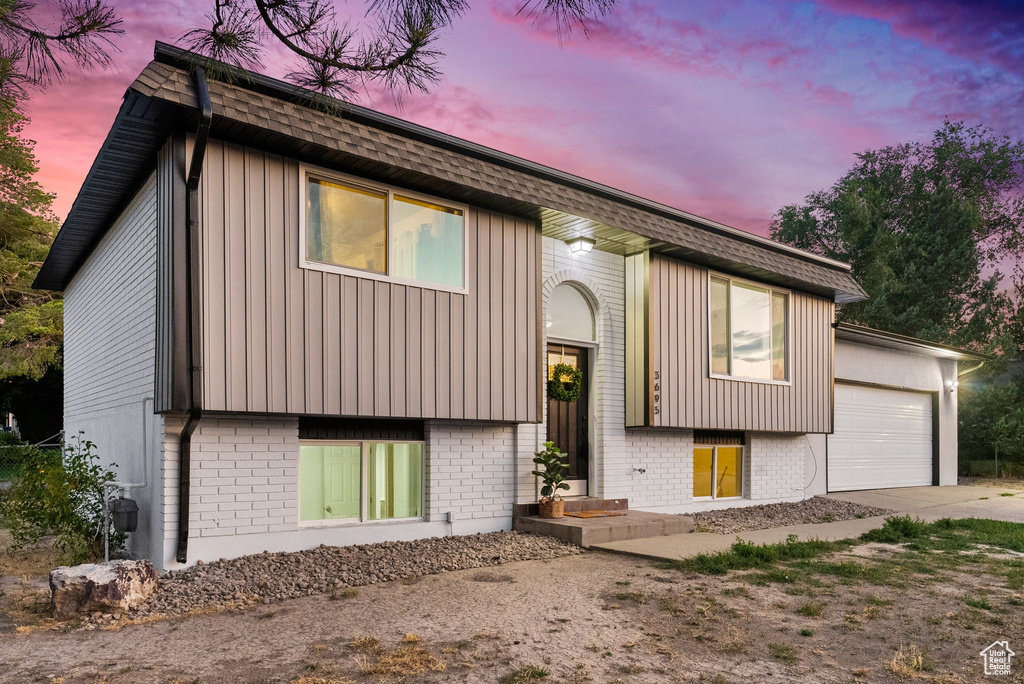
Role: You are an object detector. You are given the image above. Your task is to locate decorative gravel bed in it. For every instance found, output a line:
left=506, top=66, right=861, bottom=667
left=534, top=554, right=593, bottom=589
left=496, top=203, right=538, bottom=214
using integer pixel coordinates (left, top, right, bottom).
left=692, top=496, right=892, bottom=534
left=91, top=531, right=580, bottom=626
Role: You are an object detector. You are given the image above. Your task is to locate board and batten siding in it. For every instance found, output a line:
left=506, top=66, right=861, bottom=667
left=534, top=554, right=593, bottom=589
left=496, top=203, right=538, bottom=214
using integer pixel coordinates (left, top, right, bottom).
left=197, top=140, right=541, bottom=422
left=626, top=253, right=834, bottom=433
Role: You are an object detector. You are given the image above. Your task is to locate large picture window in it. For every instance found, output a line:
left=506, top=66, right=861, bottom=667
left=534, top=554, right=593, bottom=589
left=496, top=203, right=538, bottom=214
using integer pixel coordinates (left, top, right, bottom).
left=710, top=274, right=789, bottom=382
left=299, top=441, right=423, bottom=524
left=302, top=167, right=466, bottom=292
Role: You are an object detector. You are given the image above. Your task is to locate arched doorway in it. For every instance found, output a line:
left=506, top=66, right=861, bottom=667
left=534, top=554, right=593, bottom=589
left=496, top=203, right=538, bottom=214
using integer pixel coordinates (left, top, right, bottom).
left=545, top=282, right=597, bottom=497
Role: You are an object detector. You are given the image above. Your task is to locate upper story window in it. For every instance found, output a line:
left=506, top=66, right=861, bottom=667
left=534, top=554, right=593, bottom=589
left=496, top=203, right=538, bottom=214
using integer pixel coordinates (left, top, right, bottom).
left=302, top=166, right=467, bottom=292
left=710, top=274, right=789, bottom=382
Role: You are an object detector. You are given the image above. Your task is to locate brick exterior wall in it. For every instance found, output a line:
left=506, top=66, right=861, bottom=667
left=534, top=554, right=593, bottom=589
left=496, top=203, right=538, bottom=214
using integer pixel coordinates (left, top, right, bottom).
left=747, top=433, right=809, bottom=502
left=187, top=416, right=300, bottom=538
left=159, top=415, right=513, bottom=567
left=424, top=422, right=515, bottom=526
left=530, top=236, right=812, bottom=514
left=155, top=239, right=813, bottom=566
left=63, top=174, right=166, bottom=562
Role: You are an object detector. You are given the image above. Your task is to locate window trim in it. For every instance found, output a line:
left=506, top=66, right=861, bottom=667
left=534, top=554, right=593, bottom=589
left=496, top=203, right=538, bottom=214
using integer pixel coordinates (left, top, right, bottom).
left=706, top=270, right=793, bottom=386
left=298, top=163, right=470, bottom=295
left=692, top=444, right=745, bottom=501
left=297, top=438, right=427, bottom=528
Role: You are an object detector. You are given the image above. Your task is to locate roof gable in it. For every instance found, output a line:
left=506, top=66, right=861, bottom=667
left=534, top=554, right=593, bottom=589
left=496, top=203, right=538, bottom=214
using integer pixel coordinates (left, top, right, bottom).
left=36, top=42, right=867, bottom=303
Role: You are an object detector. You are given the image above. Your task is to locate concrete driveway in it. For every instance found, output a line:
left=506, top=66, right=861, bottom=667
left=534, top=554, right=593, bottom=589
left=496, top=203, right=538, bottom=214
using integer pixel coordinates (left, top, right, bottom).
left=826, top=484, right=1024, bottom=522
left=591, top=485, right=1024, bottom=561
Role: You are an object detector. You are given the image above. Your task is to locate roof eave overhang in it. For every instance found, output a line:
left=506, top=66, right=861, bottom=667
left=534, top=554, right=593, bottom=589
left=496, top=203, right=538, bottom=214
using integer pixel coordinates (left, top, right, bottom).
left=35, top=44, right=868, bottom=304
left=834, top=323, right=994, bottom=362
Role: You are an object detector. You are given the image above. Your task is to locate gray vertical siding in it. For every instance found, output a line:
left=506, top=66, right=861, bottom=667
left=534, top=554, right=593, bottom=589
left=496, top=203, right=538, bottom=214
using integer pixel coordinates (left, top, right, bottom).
left=198, top=141, right=540, bottom=422
left=645, top=254, right=834, bottom=433
left=624, top=253, right=650, bottom=427
left=154, top=135, right=189, bottom=413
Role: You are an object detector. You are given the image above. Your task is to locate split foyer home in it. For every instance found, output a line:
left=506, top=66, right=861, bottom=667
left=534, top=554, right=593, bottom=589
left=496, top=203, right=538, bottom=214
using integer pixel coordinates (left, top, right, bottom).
left=35, top=43, right=989, bottom=568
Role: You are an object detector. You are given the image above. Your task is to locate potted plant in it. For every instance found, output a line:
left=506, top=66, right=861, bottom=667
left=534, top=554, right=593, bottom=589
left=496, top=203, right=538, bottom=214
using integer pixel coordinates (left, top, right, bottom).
left=532, top=441, right=571, bottom=519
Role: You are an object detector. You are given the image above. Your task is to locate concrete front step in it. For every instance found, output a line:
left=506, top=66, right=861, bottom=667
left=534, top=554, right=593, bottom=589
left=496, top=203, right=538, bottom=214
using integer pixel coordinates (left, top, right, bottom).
left=513, top=510, right=695, bottom=548
left=513, top=497, right=628, bottom=518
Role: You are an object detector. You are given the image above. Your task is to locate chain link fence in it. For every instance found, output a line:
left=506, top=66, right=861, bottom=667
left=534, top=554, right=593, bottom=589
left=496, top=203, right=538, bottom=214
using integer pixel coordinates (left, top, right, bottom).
left=959, top=441, right=1024, bottom=479
left=0, top=430, right=62, bottom=490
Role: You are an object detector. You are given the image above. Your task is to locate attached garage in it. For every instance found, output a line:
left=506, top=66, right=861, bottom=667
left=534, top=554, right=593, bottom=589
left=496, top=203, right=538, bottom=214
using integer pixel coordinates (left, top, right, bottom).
left=828, top=383, right=934, bottom=492
left=811, top=323, right=991, bottom=495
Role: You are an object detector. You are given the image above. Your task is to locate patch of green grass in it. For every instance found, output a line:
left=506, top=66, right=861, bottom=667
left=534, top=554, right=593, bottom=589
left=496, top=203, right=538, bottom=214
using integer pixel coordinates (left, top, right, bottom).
left=794, top=559, right=903, bottom=587
left=795, top=602, right=825, bottom=618
left=964, top=594, right=992, bottom=610
left=861, top=517, right=1024, bottom=557
left=499, top=666, right=550, bottom=684
left=860, top=515, right=931, bottom=543
left=799, top=628, right=814, bottom=637
left=665, top=535, right=846, bottom=575
left=614, top=592, right=647, bottom=605
left=1000, top=492, right=1015, bottom=497
left=768, top=643, right=798, bottom=664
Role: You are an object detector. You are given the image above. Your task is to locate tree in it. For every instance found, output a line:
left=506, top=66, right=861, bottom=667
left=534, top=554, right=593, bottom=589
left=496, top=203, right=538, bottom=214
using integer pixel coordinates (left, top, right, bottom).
left=770, top=121, right=1024, bottom=354
left=0, top=90, right=64, bottom=441
left=0, top=1, right=121, bottom=441
left=0, top=0, right=121, bottom=94
left=184, top=0, right=616, bottom=98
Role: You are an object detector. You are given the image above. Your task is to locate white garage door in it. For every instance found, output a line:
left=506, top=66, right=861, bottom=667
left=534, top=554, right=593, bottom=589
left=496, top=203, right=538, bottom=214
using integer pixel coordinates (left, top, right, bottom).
left=828, top=384, right=933, bottom=492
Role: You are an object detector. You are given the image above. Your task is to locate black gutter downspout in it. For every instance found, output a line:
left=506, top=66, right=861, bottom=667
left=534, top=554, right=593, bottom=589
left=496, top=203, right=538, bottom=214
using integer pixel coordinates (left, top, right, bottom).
left=176, top=67, right=212, bottom=565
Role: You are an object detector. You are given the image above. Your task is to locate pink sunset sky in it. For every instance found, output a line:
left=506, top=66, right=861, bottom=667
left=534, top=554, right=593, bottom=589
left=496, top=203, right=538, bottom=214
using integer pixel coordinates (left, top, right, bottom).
left=23, top=0, right=1024, bottom=240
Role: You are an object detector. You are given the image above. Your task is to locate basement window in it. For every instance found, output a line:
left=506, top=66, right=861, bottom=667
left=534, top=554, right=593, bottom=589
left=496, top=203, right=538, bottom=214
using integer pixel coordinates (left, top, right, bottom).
left=693, top=444, right=744, bottom=500
left=299, top=441, right=424, bottom=525
left=301, top=165, right=467, bottom=293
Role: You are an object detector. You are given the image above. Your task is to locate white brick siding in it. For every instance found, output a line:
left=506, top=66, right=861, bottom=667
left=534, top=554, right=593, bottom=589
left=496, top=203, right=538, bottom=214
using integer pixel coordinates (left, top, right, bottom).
left=425, top=422, right=515, bottom=526
left=530, top=236, right=812, bottom=514
left=186, top=416, right=300, bottom=539
left=747, top=433, right=808, bottom=502
left=63, top=174, right=165, bottom=562
left=163, top=415, right=511, bottom=567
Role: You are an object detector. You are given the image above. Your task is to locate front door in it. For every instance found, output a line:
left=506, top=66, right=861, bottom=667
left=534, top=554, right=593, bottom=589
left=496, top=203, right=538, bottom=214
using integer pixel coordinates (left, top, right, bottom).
left=547, top=344, right=589, bottom=496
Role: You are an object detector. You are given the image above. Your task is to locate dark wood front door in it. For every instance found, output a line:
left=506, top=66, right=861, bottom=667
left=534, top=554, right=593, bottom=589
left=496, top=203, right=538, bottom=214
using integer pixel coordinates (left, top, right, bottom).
left=547, top=344, right=589, bottom=484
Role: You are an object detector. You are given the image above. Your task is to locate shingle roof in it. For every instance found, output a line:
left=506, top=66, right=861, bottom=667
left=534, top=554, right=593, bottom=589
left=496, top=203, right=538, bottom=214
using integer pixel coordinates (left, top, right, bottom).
left=36, top=42, right=867, bottom=302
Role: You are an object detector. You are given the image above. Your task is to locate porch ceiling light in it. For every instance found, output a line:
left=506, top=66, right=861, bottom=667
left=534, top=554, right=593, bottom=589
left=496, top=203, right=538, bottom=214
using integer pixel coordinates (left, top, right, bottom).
left=566, top=236, right=596, bottom=255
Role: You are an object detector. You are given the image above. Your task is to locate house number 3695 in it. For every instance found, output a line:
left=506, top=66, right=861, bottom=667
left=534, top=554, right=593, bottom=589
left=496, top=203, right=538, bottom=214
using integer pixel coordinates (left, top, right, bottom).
left=653, top=370, right=661, bottom=415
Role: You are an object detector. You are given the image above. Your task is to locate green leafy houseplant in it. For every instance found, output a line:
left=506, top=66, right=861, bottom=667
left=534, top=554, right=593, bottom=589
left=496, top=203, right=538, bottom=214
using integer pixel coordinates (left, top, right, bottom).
left=0, top=432, right=123, bottom=564
left=531, top=441, right=570, bottom=518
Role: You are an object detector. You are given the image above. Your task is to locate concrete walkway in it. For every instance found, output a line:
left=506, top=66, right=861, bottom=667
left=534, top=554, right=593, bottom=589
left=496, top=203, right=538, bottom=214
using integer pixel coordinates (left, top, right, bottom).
left=590, top=485, right=1024, bottom=561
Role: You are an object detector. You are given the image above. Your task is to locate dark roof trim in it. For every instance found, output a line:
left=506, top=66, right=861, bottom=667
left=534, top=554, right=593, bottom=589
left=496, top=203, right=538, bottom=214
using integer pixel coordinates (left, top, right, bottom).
left=36, top=42, right=866, bottom=299
left=834, top=322, right=995, bottom=362
left=151, top=41, right=852, bottom=275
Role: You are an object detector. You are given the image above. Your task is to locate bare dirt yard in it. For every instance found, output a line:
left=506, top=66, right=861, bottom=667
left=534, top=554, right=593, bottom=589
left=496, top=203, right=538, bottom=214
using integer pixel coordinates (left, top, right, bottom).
left=1, top=518, right=1023, bottom=684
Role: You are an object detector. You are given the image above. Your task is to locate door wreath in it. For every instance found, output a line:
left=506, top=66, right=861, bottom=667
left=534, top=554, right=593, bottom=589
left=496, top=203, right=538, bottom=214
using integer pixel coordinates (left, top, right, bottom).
left=548, top=362, right=584, bottom=402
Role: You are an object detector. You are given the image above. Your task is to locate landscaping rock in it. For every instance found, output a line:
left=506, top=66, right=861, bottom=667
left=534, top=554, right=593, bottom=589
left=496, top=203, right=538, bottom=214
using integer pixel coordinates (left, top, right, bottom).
left=692, top=496, right=892, bottom=534
left=50, top=560, right=158, bottom=619
left=84, top=531, right=580, bottom=626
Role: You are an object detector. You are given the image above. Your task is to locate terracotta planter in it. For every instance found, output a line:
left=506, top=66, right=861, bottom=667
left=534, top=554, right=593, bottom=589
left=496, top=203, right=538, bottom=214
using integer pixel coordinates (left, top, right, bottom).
left=538, top=498, right=565, bottom=519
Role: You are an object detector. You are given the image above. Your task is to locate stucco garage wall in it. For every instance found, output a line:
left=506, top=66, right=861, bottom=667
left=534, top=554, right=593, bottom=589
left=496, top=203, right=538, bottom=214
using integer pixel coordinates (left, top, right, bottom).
left=832, top=339, right=959, bottom=486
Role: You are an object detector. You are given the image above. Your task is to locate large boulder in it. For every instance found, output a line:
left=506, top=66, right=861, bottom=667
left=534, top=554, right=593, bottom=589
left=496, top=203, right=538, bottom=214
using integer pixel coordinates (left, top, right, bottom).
left=50, top=560, right=158, bottom=619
